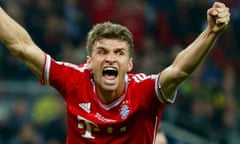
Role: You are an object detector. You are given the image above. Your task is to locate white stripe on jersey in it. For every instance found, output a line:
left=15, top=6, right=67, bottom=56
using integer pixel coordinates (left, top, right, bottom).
left=152, top=116, right=159, bottom=144
left=56, top=61, right=88, bottom=73
left=44, top=55, right=51, bottom=85
left=44, top=55, right=89, bottom=85
left=154, top=74, right=176, bottom=104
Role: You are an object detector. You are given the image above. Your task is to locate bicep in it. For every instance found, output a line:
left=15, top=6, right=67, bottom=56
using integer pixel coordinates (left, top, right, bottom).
left=159, top=65, right=187, bottom=99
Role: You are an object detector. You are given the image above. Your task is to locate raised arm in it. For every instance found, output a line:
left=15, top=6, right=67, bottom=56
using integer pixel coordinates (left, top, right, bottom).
left=0, top=7, right=45, bottom=79
left=159, top=2, right=230, bottom=99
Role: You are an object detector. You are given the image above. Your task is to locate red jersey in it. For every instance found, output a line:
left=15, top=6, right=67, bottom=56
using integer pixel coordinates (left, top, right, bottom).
left=41, top=55, right=175, bottom=144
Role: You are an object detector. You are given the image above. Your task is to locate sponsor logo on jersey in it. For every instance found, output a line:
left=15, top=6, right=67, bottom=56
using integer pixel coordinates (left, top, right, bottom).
left=79, top=102, right=91, bottom=113
left=95, top=113, right=116, bottom=123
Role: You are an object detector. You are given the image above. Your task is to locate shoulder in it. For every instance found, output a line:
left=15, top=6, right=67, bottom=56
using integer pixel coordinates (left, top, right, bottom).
left=127, top=73, right=159, bottom=93
left=45, top=57, right=91, bottom=85
left=128, top=73, right=159, bottom=83
left=54, top=61, right=89, bottom=73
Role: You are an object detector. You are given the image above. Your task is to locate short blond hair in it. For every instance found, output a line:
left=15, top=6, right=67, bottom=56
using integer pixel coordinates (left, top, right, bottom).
left=86, top=22, right=134, bottom=57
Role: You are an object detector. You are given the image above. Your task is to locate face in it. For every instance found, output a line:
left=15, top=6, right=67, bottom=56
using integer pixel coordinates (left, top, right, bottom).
left=87, top=38, right=133, bottom=93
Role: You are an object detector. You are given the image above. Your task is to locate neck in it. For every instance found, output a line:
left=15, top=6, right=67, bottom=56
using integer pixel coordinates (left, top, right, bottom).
left=96, top=84, right=125, bottom=104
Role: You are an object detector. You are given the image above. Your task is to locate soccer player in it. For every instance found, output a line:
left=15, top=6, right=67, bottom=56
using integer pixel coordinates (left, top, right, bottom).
left=0, top=2, right=230, bottom=144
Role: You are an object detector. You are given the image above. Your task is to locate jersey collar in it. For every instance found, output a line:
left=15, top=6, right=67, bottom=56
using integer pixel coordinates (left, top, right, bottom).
left=91, top=74, right=129, bottom=110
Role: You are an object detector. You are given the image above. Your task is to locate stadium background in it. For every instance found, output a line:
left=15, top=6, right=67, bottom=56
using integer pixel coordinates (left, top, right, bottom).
left=0, top=0, right=240, bottom=143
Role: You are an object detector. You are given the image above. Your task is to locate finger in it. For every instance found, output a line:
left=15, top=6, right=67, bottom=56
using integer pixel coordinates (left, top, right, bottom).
left=217, top=11, right=230, bottom=19
left=213, top=2, right=226, bottom=8
left=215, top=7, right=226, bottom=13
left=208, top=8, right=218, bottom=17
left=216, top=17, right=229, bottom=25
left=216, top=8, right=230, bottom=25
left=209, top=2, right=227, bottom=16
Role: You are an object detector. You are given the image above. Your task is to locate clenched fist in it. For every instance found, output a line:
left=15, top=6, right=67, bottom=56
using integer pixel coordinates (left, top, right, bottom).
left=207, top=2, right=230, bottom=33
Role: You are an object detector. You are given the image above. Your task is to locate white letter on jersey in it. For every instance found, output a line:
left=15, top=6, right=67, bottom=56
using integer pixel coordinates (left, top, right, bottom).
left=132, top=73, right=149, bottom=83
left=77, top=115, right=98, bottom=139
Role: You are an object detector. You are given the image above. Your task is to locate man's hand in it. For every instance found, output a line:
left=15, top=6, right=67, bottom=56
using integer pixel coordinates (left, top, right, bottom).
left=207, top=2, right=230, bottom=33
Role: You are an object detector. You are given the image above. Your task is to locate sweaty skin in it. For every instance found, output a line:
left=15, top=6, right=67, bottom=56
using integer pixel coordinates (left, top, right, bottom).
left=87, top=38, right=133, bottom=103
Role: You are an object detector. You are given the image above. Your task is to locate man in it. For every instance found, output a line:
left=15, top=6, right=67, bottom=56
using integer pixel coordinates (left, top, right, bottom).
left=0, top=2, right=230, bottom=144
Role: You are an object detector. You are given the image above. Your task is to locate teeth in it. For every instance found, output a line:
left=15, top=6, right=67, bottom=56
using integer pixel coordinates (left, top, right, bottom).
left=103, top=67, right=118, bottom=76
left=104, top=67, right=116, bottom=71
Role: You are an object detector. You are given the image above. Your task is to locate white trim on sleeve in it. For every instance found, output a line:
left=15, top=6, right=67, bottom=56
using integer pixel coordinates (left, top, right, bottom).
left=44, top=55, right=51, bottom=85
left=154, top=74, right=176, bottom=104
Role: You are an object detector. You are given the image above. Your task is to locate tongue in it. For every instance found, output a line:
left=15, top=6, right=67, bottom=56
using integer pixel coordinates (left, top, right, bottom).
left=103, top=75, right=116, bottom=85
left=104, top=74, right=116, bottom=80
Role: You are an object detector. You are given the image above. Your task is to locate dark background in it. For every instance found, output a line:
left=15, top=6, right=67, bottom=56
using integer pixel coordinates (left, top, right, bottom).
left=0, top=0, right=239, bottom=143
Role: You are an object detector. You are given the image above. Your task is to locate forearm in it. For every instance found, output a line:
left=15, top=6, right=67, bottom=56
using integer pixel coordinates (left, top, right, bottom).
left=159, top=2, right=229, bottom=99
left=0, top=7, right=45, bottom=78
left=172, top=28, right=220, bottom=77
left=0, top=7, right=33, bottom=56
left=159, top=28, right=221, bottom=99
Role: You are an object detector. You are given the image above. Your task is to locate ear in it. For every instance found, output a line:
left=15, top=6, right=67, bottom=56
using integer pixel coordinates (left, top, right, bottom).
left=127, top=57, right=133, bottom=72
left=86, top=56, right=92, bottom=69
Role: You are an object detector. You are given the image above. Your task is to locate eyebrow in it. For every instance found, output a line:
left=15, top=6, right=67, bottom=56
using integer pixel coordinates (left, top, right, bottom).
left=95, top=46, right=127, bottom=51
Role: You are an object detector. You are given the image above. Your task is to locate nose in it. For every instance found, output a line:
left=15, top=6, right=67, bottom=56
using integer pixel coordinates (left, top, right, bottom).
left=105, top=53, right=116, bottom=64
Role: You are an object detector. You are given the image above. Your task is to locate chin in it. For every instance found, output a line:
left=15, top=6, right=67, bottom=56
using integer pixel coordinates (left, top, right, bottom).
left=100, top=84, right=119, bottom=91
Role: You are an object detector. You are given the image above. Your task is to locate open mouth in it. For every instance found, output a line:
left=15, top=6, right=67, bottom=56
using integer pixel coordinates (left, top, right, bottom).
left=102, top=67, right=118, bottom=78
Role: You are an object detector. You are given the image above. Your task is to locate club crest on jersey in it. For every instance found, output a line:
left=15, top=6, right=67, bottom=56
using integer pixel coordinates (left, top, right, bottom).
left=119, top=104, right=130, bottom=119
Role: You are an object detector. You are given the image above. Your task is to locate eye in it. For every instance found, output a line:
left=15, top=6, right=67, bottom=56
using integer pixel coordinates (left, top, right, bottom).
left=98, top=49, right=107, bottom=55
left=116, top=50, right=124, bottom=56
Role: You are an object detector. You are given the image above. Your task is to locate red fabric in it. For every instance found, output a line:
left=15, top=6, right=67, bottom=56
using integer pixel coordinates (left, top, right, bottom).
left=41, top=57, right=168, bottom=144
left=156, top=11, right=173, bottom=48
left=87, top=0, right=117, bottom=24
left=114, top=5, right=146, bottom=51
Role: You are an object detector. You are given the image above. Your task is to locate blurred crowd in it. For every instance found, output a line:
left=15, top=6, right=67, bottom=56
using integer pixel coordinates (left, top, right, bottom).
left=0, top=0, right=240, bottom=143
